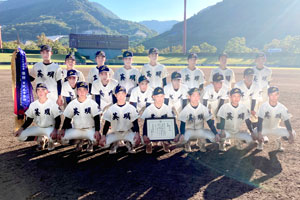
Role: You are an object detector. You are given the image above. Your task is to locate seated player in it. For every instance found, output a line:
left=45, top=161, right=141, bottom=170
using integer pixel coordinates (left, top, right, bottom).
left=255, top=87, right=296, bottom=151
left=62, top=54, right=85, bottom=82
left=178, top=88, right=219, bottom=152
left=91, top=65, right=118, bottom=111
left=58, top=82, right=101, bottom=152
left=61, top=69, right=78, bottom=106
left=141, top=87, right=179, bottom=154
left=99, top=85, right=141, bottom=154
left=217, top=88, right=255, bottom=151
left=129, top=75, right=153, bottom=113
left=14, top=83, right=61, bottom=151
left=164, top=71, right=188, bottom=115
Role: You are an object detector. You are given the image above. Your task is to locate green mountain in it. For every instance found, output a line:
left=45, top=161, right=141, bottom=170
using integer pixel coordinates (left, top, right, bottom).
left=143, top=0, right=300, bottom=51
left=0, top=0, right=156, bottom=42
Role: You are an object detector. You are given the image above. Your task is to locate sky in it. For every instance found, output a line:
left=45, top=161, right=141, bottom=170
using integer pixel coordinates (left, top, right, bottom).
left=92, top=0, right=223, bottom=22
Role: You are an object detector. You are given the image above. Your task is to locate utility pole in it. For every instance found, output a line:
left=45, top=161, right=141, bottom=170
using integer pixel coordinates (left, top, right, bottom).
left=183, top=0, right=187, bottom=54
left=0, top=25, right=2, bottom=49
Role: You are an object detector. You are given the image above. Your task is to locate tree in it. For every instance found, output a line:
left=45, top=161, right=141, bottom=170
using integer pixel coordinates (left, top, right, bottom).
left=171, top=45, right=183, bottom=53
left=199, top=42, right=217, bottom=53
left=36, top=33, right=52, bottom=46
left=224, top=37, right=252, bottom=53
left=134, top=45, right=145, bottom=53
left=189, top=45, right=201, bottom=53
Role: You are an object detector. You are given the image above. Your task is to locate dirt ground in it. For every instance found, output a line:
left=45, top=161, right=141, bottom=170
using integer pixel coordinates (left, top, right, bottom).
left=0, top=67, right=299, bottom=200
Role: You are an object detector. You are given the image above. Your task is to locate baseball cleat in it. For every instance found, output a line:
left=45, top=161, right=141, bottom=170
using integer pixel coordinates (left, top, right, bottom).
left=75, top=141, right=83, bottom=152
left=86, top=141, right=94, bottom=153
left=263, top=136, right=269, bottom=144
left=146, top=143, right=152, bottom=154
left=36, top=137, right=47, bottom=151
left=162, top=142, right=170, bottom=153
left=199, top=142, right=207, bottom=153
left=109, top=142, right=118, bottom=154
left=275, top=139, right=284, bottom=152
left=256, top=142, right=264, bottom=151
left=47, top=141, right=55, bottom=151
left=125, top=141, right=136, bottom=154
left=219, top=142, right=226, bottom=152
left=184, top=142, right=192, bottom=152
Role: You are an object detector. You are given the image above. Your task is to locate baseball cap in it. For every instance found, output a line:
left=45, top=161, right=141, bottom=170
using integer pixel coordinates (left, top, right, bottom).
left=65, top=54, right=76, bottom=61
left=138, top=75, right=149, bottom=83
left=188, top=87, right=201, bottom=96
left=188, top=53, right=198, bottom=59
left=77, top=82, right=88, bottom=90
left=230, top=88, right=242, bottom=96
left=171, top=71, right=181, bottom=80
left=36, top=83, right=48, bottom=90
left=256, top=52, right=266, bottom=58
left=115, top=85, right=127, bottom=94
left=153, top=87, right=164, bottom=95
left=212, top=73, right=224, bottom=82
left=98, top=65, right=109, bottom=73
left=67, top=69, right=78, bottom=77
left=148, top=47, right=159, bottom=55
left=123, top=50, right=133, bottom=58
left=244, top=68, right=254, bottom=76
left=268, top=86, right=279, bottom=94
left=40, top=45, right=52, bottom=52
left=95, top=50, right=106, bottom=57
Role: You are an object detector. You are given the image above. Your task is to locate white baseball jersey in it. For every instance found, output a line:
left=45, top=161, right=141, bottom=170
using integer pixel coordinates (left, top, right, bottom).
left=129, top=86, right=153, bottom=112
left=25, top=98, right=62, bottom=128
left=87, top=66, right=114, bottom=84
left=164, top=83, right=188, bottom=112
left=234, top=80, right=261, bottom=110
left=141, top=104, right=174, bottom=119
left=140, top=63, right=168, bottom=89
left=30, top=62, right=62, bottom=93
left=217, top=103, right=250, bottom=134
left=252, top=66, right=272, bottom=90
left=209, top=67, right=235, bottom=89
left=114, top=67, right=140, bottom=94
left=180, top=68, right=205, bottom=89
left=258, top=102, right=290, bottom=129
left=63, top=98, right=101, bottom=129
left=61, top=81, right=77, bottom=100
left=179, top=103, right=212, bottom=130
left=91, top=79, right=118, bottom=110
left=103, top=102, right=139, bottom=132
left=62, top=68, right=85, bottom=82
left=203, top=84, right=228, bottom=103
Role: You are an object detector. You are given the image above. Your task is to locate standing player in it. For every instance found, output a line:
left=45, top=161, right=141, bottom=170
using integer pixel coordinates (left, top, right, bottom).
left=141, top=87, right=178, bottom=154
left=99, top=85, right=140, bottom=154
left=178, top=88, right=219, bottom=152
left=217, top=88, right=255, bottom=151
left=255, top=87, right=295, bottom=151
left=114, top=51, right=140, bottom=96
left=164, top=71, right=188, bottom=115
left=129, top=75, right=153, bottom=113
left=14, top=83, right=62, bottom=151
left=61, top=69, right=78, bottom=106
left=62, top=54, right=85, bottom=82
left=140, top=48, right=168, bottom=89
left=58, top=82, right=101, bottom=152
left=209, top=53, right=235, bottom=90
left=29, top=45, right=63, bottom=105
left=91, top=65, right=118, bottom=111
left=180, top=53, right=205, bottom=90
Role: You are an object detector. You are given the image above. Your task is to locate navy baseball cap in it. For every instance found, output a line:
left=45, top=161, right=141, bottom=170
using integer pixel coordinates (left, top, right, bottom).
left=95, top=50, right=106, bottom=57
left=36, top=83, right=48, bottom=90
left=77, top=82, right=88, bottom=90
left=268, top=86, right=279, bottom=94
left=188, top=87, right=201, bottom=96
left=115, top=85, right=127, bottom=94
left=244, top=68, right=254, bottom=76
left=188, top=53, right=198, bottom=59
left=67, top=69, right=77, bottom=77
left=98, top=65, right=109, bottom=73
left=230, top=88, right=242, bottom=96
left=212, top=73, right=224, bottom=82
left=40, top=45, right=52, bottom=52
left=148, top=47, right=159, bottom=55
left=65, top=54, right=76, bottom=60
left=123, top=51, right=133, bottom=58
left=153, top=87, right=164, bottom=95
left=138, top=75, right=149, bottom=83
left=256, top=52, right=266, bottom=58
left=171, top=71, right=181, bottom=80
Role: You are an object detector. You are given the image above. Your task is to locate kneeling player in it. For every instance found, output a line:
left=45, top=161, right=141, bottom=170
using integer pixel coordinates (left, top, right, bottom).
left=217, top=88, right=255, bottom=151
left=58, top=82, right=101, bottom=152
left=14, top=83, right=61, bottom=151
left=99, top=85, right=141, bottom=154
left=178, top=88, right=219, bottom=152
left=255, top=87, right=296, bottom=151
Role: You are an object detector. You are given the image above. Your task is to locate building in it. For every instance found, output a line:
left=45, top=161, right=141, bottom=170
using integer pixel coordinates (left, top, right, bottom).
left=69, top=34, right=129, bottom=60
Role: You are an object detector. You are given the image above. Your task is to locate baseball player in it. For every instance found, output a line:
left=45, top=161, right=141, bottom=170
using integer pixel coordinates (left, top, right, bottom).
left=177, top=88, right=219, bottom=152
left=99, top=85, right=141, bottom=154
left=180, top=53, right=205, bottom=90
left=255, top=87, right=295, bottom=151
left=209, top=53, right=235, bottom=90
left=14, top=83, right=62, bottom=151
left=141, top=87, right=178, bottom=154
left=87, top=50, right=114, bottom=92
left=62, top=54, right=85, bottom=82
left=61, top=69, right=78, bottom=106
left=29, top=45, right=63, bottom=105
left=202, top=73, right=228, bottom=120
left=140, top=48, right=168, bottom=89
left=91, top=65, right=118, bottom=111
left=217, top=88, right=255, bottom=151
left=164, top=71, right=188, bottom=114
left=58, top=82, right=101, bottom=152
left=129, top=75, right=153, bottom=113
left=114, top=51, right=140, bottom=96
